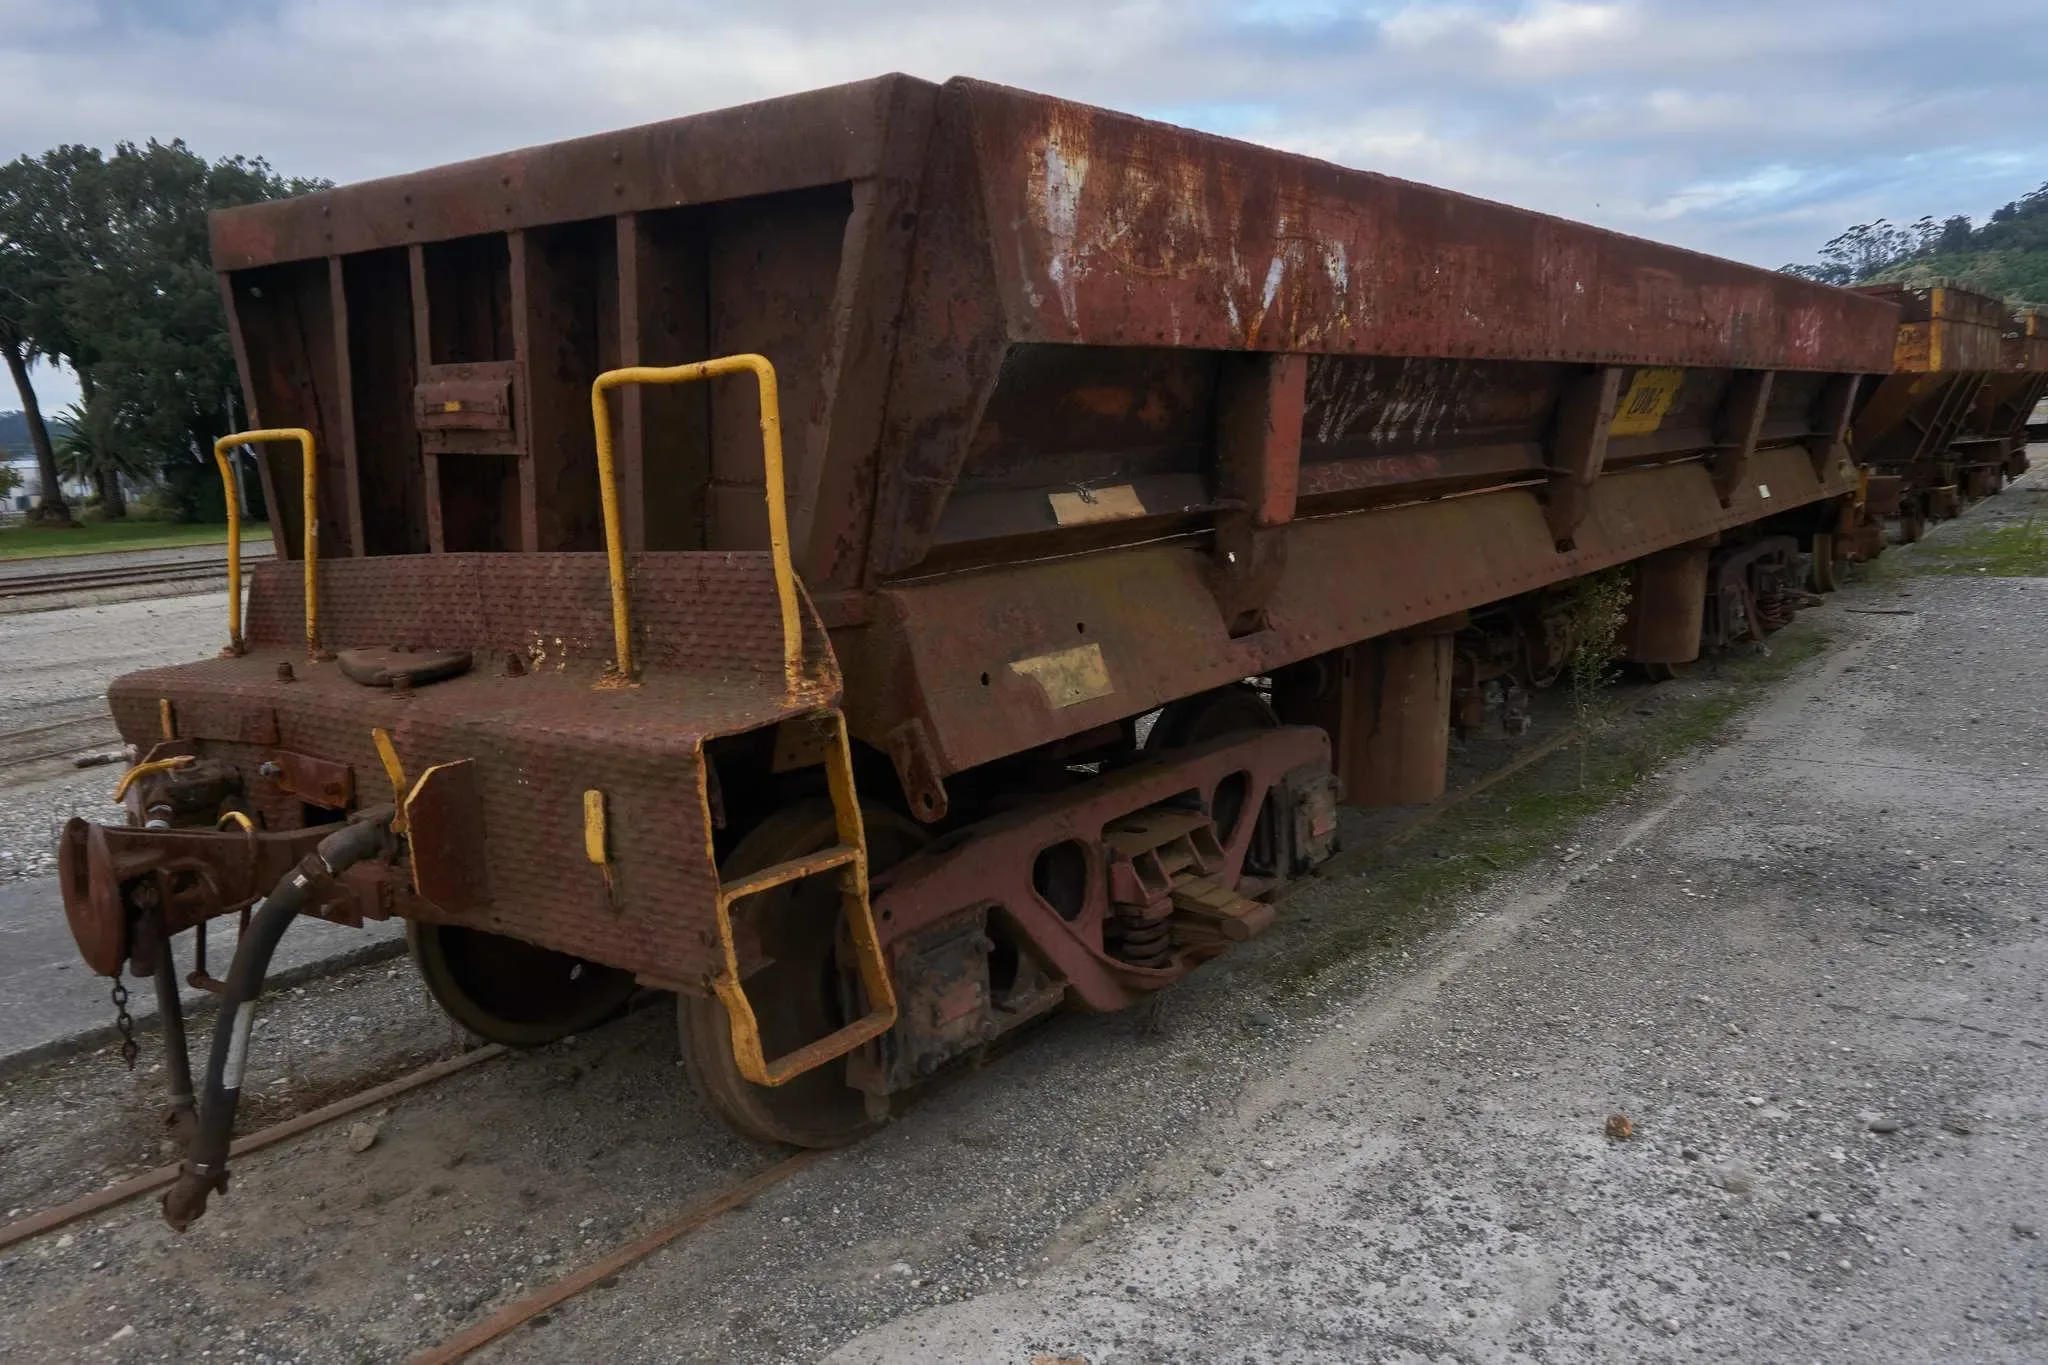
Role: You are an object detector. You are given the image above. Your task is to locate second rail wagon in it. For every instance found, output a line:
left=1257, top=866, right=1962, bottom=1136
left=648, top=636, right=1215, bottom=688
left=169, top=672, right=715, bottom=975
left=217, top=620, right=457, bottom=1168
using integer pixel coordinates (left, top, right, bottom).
left=1849, top=283, right=2048, bottom=541
left=55, top=74, right=1899, bottom=1225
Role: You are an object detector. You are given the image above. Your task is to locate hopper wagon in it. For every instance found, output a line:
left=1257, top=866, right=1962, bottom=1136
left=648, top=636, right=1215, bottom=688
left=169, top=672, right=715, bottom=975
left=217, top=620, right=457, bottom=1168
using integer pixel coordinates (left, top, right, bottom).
left=51, top=75, right=1898, bottom=1228
left=1849, top=283, right=2048, bottom=542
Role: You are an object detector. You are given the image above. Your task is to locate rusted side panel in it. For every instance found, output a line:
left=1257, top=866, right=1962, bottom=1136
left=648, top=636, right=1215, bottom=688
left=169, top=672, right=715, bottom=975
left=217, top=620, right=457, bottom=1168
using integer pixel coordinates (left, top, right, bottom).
left=787, top=79, right=937, bottom=590
left=1850, top=285, right=2031, bottom=473
left=848, top=442, right=1841, bottom=774
left=226, top=261, right=355, bottom=560
left=705, top=187, right=852, bottom=550
left=866, top=79, right=1896, bottom=575
left=325, top=256, right=368, bottom=556
left=959, top=80, right=1894, bottom=368
left=210, top=76, right=926, bottom=268
left=341, top=249, right=430, bottom=555
left=517, top=219, right=617, bottom=552
left=618, top=209, right=714, bottom=550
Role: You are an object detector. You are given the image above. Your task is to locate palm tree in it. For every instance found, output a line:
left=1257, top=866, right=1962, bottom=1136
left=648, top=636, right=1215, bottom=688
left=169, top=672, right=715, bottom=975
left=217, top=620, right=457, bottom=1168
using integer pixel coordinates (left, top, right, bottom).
left=53, top=393, right=151, bottom=519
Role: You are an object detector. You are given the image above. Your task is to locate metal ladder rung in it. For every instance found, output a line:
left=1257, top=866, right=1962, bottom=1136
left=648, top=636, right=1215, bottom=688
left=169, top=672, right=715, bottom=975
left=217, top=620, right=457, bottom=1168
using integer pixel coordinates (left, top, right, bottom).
left=720, top=844, right=861, bottom=903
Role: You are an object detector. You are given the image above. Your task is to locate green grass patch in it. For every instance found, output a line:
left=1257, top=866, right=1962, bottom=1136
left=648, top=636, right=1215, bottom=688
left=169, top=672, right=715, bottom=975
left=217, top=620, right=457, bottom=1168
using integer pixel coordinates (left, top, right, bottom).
left=1269, top=624, right=1829, bottom=995
left=0, top=520, right=271, bottom=561
left=1903, top=517, right=2048, bottom=578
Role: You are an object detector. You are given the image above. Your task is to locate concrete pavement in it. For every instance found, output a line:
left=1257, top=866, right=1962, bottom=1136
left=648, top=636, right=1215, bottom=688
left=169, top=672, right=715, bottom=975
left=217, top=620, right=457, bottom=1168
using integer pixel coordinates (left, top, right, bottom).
left=0, top=874, right=404, bottom=1078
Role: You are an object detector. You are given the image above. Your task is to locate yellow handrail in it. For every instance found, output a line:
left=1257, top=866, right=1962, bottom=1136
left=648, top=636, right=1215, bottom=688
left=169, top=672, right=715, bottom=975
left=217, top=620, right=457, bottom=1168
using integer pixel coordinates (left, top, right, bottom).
left=588, top=356, right=802, bottom=690
left=212, top=429, right=320, bottom=658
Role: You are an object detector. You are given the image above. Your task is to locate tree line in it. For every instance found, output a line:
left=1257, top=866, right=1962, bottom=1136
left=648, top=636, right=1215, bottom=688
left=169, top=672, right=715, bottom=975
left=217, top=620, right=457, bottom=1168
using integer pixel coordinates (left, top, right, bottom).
left=1782, top=181, right=2048, bottom=299
left=0, top=142, right=324, bottom=526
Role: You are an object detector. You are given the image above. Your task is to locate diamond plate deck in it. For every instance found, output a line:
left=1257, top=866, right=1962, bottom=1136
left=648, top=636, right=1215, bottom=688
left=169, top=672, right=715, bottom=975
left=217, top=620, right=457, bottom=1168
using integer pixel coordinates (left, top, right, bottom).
left=113, top=552, right=840, bottom=988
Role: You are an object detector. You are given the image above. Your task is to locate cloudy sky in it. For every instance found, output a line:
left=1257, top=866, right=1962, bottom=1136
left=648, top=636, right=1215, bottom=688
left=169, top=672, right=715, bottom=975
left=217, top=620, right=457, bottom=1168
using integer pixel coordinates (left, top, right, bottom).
left=6, top=0, right=2047, bottom=409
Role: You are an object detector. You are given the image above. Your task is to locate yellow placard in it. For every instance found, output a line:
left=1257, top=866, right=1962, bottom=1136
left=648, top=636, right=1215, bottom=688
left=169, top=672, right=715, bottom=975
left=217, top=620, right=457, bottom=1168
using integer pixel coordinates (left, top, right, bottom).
left=1049, top=484, right=1146, bottom=526
left=1008, top=643, right=1114, bottom=708
left=1608, top=367, right=1684, bottom=437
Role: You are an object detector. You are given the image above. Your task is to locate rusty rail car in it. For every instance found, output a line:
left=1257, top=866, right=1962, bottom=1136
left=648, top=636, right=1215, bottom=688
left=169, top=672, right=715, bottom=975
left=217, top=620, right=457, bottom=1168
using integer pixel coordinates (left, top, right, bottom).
left=1848, top=283, right=2048, bottom=542
left=55, top=74, right=1899, bottom=1227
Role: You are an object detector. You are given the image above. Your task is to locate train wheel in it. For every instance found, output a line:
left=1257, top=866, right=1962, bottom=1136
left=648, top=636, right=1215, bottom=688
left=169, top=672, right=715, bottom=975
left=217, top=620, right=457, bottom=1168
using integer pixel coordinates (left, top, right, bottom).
left=1810, top=533, right=1839, bottom=593
left=678, top=800, right=929, bottom=1148
left=408, top=922, right=638, bottom=1047
left=1144, top=683, right=1279, bottom=751
left=1896, top=511, right=1924, bottom=545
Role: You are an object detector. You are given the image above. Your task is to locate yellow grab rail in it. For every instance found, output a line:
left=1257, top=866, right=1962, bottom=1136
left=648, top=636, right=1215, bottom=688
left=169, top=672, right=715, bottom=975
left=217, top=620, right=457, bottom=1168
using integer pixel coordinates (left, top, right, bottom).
left=212, top=428, right=321, bottom=658
left=589, top=356, right=802, bottom=690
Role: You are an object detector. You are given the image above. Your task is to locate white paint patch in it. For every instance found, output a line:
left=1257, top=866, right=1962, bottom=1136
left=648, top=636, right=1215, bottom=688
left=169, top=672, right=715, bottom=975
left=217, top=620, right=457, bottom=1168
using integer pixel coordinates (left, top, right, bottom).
left=1037, top=132, right=1089, bottom=325
left=1261, top=253, right=1285, bottom=317
left=222, top=1002, right=257, bottom=1091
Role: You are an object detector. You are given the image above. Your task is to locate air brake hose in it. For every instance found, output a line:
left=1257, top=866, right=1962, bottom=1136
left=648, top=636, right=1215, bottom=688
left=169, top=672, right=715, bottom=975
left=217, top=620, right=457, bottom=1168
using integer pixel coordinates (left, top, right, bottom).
left=160, top=807, right=396, bottom=1231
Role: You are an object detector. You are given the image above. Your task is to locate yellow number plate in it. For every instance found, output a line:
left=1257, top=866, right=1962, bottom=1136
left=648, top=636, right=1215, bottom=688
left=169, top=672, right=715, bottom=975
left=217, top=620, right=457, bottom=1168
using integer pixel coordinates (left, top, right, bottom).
left=1608, top=367, right=1685, bottom=437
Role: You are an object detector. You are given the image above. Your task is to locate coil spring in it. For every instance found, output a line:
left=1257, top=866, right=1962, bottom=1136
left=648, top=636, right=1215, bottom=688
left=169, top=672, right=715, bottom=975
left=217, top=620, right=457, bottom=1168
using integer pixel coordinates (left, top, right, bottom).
left=1108, top=906, right=1175, bottom=969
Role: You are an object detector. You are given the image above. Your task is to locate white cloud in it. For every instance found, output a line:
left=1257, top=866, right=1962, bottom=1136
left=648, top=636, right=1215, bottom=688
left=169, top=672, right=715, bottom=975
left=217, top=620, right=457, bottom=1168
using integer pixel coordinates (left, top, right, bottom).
left=0, top=0, right=2044, bottom=273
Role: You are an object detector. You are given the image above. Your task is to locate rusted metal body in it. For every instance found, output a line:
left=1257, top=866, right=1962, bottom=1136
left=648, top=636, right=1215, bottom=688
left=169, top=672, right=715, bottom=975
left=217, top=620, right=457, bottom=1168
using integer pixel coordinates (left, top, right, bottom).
left=68, top=76, right=1897, bottom=1144
left=1849, top=284, right=2047, bottom=537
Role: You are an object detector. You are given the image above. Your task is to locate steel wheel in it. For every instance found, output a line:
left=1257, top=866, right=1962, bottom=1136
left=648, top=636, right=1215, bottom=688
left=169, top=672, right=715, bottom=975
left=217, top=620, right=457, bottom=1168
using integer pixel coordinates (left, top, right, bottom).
left=1144, top=683, right=1279, bottom=752
left=408, top=922, right=638, bottom=1047
left=678, top=800, right=928, bottom=1148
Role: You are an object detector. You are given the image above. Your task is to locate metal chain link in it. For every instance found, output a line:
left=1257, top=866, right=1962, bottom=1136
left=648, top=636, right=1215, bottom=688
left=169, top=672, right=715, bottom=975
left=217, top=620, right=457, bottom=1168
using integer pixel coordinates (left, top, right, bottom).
left=110, top=978, right=138, bottom=1069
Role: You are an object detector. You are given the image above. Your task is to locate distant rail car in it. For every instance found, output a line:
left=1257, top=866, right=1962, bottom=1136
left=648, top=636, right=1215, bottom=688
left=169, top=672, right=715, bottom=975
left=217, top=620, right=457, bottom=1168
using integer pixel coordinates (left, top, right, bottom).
left=1848, top=284, right=2048, bottom=544
left=56, top=75, right=1901, bottom=1227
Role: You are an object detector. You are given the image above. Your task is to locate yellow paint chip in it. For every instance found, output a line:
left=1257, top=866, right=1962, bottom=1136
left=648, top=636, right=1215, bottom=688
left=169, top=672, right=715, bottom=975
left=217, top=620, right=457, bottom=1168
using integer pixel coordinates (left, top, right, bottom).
left=1049, top=484, right=1146, bottom=526
left=1608, top=367, right=1684, bottom=437
left=442, top=399, right=463, bottom=414
left=583, top=789, right=608, bottom=865
left=1008, top=642, right=1114, bottom=708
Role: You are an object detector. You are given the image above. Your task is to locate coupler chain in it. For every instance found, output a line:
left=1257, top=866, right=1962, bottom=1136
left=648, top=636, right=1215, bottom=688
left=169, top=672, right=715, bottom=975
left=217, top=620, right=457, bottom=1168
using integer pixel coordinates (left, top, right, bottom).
left=110, top=978, right=139, bottom=1069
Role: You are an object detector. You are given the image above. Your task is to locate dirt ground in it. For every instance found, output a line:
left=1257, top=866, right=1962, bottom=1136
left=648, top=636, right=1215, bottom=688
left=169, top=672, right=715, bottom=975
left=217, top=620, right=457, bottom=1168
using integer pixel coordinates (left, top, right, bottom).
left=2, top=480, right=2046, bottom=1364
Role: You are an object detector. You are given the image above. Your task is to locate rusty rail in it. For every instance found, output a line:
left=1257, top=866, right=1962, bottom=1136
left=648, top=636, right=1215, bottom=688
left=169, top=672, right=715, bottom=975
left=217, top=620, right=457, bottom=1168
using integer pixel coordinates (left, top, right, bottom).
left=0, top=1044, right=506, bottom=1253
left=211, top=428, right=320, bottom=658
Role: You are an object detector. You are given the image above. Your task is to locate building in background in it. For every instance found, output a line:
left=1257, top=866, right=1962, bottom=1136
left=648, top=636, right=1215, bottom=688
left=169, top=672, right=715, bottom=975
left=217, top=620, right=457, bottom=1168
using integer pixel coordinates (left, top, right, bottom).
left=0, top=443, right=92, bottom=521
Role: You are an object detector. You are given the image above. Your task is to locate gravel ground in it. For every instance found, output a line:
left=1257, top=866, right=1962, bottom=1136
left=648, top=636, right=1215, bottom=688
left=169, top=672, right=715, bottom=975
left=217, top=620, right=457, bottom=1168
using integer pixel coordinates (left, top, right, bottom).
left=0, top=593, right=224, bottom=882
left=1, top=485, right=2045, bottom=1363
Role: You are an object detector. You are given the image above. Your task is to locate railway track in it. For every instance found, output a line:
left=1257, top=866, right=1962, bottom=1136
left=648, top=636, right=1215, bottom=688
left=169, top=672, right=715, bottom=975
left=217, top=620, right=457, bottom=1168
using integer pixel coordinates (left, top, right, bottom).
left=0, top=717, right=1592, bottom=1363
left=0, top=708, right=124, bottom=773
left=0, top=549, right=272, bottom=601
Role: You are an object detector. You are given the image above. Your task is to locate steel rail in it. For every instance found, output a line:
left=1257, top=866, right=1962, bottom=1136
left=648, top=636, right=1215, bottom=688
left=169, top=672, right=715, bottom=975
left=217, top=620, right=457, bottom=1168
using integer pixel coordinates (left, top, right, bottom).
left=0, top=1043, right=506, bottom=1253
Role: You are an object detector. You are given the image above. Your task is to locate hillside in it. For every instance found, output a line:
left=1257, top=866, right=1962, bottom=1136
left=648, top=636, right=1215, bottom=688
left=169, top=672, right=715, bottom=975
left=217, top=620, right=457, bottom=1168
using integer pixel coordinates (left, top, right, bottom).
left=0, top=410, right=30, bottom=455
left=1786, top=182, right=2048, bottom=303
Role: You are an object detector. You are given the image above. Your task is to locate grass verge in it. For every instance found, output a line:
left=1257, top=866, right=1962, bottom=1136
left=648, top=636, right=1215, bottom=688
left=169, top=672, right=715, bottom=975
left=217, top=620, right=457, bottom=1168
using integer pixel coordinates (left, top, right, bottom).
left=1268, top=621, right=1832, bottom=995
left=1898, top=516, right=2048, bottom=578
left=0, top=520, right=271, bottom=561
